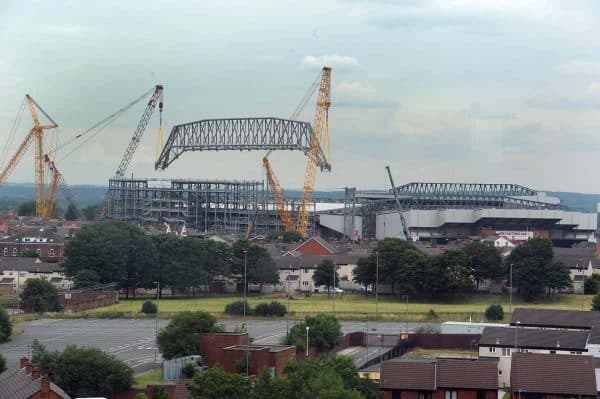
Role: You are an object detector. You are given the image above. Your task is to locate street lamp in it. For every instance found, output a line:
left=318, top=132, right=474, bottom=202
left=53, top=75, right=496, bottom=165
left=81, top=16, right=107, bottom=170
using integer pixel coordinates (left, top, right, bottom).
left=375, top=251, right=379, bottom=321
left=404, top=295, right=409, bottom=337
left=509, top=263, right=513, bottom=314
left=286, top=270, right=291, bottom=334
left=578, top=263, right=585, bottom=311
left=305, top=326, right=310, bottom=357
left=153, top=281, right=160, bottom=364
left=332, top=263, right=337, bottom=315
left=243, top=250, right=248, bottom=318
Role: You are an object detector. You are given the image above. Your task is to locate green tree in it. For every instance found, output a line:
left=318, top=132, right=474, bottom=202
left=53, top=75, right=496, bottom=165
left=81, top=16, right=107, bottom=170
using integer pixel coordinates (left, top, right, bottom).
left=313, top=259, right=339, bottom=292
left=547, top=261, right=572, bottom=294
left=0, top=306, right=11, bottom=343
left=17, top=200, right=36, bottom=216
left=32, top=341, right=133, bottom=398
left=0, top=352, right=6, bottom=373
left=20, top=278, right=59, bottom=313
left=151, top=387, right=169, bottom=399
left=440, top=249, right=473, bottom=295
left=585, top=274, right=600, bottom=294
left=463, top=242, right=503, bottom=290
left=232, top=240, right=278, bottom=292
left=393, top=248, right=428, bottom=297
left=372, top=238, right=415, bottom=294
left=73, top=269, right=100, bottom=289
left=507, top=238, right=554, bottom=301
left=593, top=294, right=600, bottom=311
left=353, top=256, right=376, bottom=294
left=189, top=366, right=250, bottom=399
left=317, top=389, right=364, bottom=399
left=64, top=203, right=79, bottom=221
left=157, top=311, right=222, bottom=360
left=284, top=313, right=342, bottom=353
left=251, top=368, right=287, bottom=399
left=81, top=204, right=101, bottom=221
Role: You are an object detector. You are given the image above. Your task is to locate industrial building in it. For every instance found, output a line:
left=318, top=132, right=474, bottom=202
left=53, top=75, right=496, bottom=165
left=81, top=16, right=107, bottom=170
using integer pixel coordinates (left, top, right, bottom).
left=319, top=182, right=597, bottom=245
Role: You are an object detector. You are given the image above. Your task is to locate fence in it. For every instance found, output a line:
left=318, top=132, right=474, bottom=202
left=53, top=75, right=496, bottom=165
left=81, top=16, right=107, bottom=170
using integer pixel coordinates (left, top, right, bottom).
left=19, top=283, right=118, bottom=314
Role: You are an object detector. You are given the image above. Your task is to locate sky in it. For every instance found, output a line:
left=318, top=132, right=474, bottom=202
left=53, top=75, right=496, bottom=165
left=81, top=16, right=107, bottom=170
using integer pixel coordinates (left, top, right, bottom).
left=1, top=0, right=600, bottom=193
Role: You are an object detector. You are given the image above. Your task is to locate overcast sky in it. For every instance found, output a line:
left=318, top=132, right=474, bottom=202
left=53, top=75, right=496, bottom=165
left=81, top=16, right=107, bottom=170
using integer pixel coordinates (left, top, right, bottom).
left=1, top=0, right=600, bottom=193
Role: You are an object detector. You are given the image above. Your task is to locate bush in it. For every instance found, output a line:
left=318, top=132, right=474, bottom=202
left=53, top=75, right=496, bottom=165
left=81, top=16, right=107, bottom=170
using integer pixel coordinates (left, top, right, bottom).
left=254, top=301, right=287, bottom=317
left=426, top=309, right=439, bottom=320
left=157, top=311, right=223, bottom=360
left=20, top=278, right=59, bottom=313
left=585, top=274, right=600, bottom=295
left=0, top=306, right=12, bottom=343
left=485, top=304, right=504, bottom=321
left=592, top=294, right=600, bottom=311
left=224, top=300, right=251, bottom=316
left=284, top=313, right=342, bottom=352
left=181, top=362, right=196, bottom=378
left=141, top=300, right=158, bottom=315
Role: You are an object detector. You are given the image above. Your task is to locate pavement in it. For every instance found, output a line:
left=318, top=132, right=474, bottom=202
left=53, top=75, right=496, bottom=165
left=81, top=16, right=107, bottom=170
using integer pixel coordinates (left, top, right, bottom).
left=0, top=318, right=439, bottom=372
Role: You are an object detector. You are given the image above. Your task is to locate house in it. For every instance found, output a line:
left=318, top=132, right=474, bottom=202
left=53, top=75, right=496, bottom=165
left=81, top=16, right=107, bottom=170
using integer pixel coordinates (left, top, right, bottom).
left=494, top=237, right=517, bottom=249
left=0, top=228, right=65, bottom=262
left=0, top=357, right=70, bottom=398
left=510, top=352, right=597, bottom=399
left=553, top=246, right=600, bottom=293
left=0, top=257, right=71, bottom=296
left=285, top=236, right=337, bottom=256
left=379, top=358, right=499, bottom=399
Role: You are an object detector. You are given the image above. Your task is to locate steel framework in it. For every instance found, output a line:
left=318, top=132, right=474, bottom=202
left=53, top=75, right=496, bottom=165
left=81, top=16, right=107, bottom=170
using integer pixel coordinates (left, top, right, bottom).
left=392, top=182, right=538, bottom=197
left=155, top=117, right=329, bottom=170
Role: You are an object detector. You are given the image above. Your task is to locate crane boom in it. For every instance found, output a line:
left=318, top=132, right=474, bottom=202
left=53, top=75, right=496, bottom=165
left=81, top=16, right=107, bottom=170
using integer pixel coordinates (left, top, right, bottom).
left=0, top=128, right=36, bottom=186
left=296, top=67, right=331, bottom=235
left=263, top=156, right=294, bottom=231
left=114, top=85, right=163, bottom=178
left=385, top=165, right=409, bottom=240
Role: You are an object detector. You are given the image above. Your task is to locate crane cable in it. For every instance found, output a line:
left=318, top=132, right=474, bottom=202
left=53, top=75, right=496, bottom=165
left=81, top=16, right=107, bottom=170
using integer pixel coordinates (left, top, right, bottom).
left=290, top=70, right=321, bottom=121
left=0, top=99, right=26, bottom=171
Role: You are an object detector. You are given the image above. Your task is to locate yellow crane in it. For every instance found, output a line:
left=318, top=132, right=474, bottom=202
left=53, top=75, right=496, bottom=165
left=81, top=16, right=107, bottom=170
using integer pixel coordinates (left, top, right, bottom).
left=0, top=95, right=59, bottom=218
left=263, top=66, right=332, bottom=236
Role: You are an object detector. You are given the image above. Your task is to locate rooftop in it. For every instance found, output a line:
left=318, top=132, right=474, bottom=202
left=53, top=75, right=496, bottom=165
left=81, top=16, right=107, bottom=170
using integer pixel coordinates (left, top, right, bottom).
left=480, top=326, right=589, bottom=351
left=510, top=308, right=600, bottom=329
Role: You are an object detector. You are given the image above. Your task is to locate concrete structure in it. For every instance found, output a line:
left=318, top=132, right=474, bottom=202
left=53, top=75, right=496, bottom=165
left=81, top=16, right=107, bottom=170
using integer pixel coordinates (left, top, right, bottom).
left=319, top=182, right=597, bottom=245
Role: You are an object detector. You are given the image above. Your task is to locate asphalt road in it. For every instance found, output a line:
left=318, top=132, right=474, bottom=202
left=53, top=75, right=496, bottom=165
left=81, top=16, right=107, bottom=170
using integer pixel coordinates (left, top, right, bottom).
left=0, top=318, right=439, bottom=372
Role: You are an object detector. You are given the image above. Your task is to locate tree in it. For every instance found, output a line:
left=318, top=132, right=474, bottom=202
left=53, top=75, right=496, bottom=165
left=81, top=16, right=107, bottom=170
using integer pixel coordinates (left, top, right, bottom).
left=463, top=242, right=503, bottom=291
left=157, top=311, right=223, bottom=359
left=251, top=368, right=287, bottom=399
left=20, top=278, right=59, bottom=313
left=284, top=313, right=342, bottom=352
left=0, top=306, right=12, bottom=343
left=393, top=248, right=428, bottom=297
left=485, top=304, right=504, bottom=321
left=585, top=274, right=600, bottom=294
left=151, top=387, right=169, bottom=399
left=232, top=240, right=278, bottom=292
left=507, top=238, right=554, bottom=301
left=64, top=203, right=79, bottom=221
left=353, top=256, right=376, bottom=294
left=313, top=259, right=339, bottom=292
left=32, top=341, right=133, bottom=398
left=17, top=200, right=36, bottom=216
left=547, top=261, right=572, bottom=294
left=188, top=366, right=250, bottom=399
left=73, top=269, right=100, bottom=289
left=593, top=294, right=600, bottom=311
left=0, top=352, right=6, bottom=374
left=440, top=249, right=473, bottom=295
left=81, top=204, right=101, bottom=221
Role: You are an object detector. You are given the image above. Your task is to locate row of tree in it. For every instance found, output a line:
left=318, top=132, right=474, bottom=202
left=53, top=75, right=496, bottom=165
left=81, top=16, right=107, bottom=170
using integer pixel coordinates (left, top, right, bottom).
left=62, top=221, right=279, bottom=297
left=352, top=238, right=572, bottom=301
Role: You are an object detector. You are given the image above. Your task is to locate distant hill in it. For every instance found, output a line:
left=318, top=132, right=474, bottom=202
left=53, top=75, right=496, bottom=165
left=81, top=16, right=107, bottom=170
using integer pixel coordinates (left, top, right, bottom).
left=0, top=183, right=596, bottom=213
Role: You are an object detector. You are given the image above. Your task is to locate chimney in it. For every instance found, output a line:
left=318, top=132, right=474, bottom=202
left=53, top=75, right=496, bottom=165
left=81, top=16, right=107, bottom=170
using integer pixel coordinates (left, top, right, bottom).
left=20, top=357, right=28, bottom=369
left=25, top=362, right=33, bottom=375
left=41, top=376, right=50, bottom=396
left=31, top=366, right=41, bottom=380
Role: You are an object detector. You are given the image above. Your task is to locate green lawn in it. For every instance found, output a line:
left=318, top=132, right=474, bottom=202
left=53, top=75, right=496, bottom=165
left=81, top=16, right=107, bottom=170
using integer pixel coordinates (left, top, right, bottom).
left=85, top=293, right=594, bottom=321
left=134, top=368, right=166, bottom=388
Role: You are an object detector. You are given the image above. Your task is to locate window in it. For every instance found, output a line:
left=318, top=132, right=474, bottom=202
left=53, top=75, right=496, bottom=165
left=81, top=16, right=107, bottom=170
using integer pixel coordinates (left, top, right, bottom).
left=419, top=392, right=432, bottom=399
left=3, top=248, right=6, bottom=256
left=36, top=248, right=41, bottom=255
left=302, top=281, right=309, bottom=286
left=501, top=348, right=511, bottom=357
left=49, top=248, right=55, bottom=257
left=488, top=346, right=496, bottom=353
left=12, top=247, right=17, bottom=256
left=549, top=350, right=556, bottom=354
left=445, top=391, right=457, bottom=399
left=392, top=391, right=401, bottom=399
left=303, top=268, right=309, bottom=273
left=498, top=369, right=502, bottom=376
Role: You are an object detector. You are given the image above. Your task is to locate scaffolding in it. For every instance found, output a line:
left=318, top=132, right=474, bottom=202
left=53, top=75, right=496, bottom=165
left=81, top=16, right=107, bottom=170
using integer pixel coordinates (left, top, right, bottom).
left=106, top=177, right=305, bottom=235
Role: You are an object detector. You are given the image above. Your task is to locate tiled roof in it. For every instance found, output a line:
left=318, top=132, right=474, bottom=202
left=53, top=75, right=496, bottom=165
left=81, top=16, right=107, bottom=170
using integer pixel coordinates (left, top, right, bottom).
left=511, top=352, right=596, bottom=396
left=0, top=227, right=66, bottom=244
left=553, top=247, right=600, bottom=269
left=379, top=358, right=498, bottom=391
left=510, top=308, right=600, bottom=329
left=0, top=257, right=61, bottom=273
left=480, top=326, right=589, bottom=351
left=0, top=363, right=70, bottom=399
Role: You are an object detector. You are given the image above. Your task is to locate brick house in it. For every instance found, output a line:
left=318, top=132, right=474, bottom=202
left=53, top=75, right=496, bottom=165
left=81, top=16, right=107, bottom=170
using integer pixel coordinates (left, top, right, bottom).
left=0, top=357, right=70, bottom=398
left=286, top=236, right=337, bottom=256
left=379, top=358, right=499, bottom=399
left=0, top=228, right=65, bottom=262
left=0, top=257, right=71, bottom=297
left=510, top=352, right=597, bottom=399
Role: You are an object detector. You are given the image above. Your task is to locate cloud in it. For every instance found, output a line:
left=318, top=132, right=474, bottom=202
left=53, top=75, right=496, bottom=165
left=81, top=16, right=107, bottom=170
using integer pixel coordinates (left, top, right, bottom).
left=255, top=55, right=284, bottom=62
left=334, top=81, right=396, bottom=108
left=557, top=59, right=600, bottom=75
left=46, top=25, right=82, bottom=36
left=462, top=104, right=516, bottom=120
left=301, top=54, right=359, bottom=71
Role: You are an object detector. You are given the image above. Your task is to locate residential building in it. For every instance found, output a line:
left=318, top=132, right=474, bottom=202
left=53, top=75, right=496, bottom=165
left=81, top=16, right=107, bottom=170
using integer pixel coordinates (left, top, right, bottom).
left=479, top=326, right=589, bottom=387
left=0, top=357, right=70, bottom=399
left=553, top=246, right=600, bottom=293
left=0, top=228, right=65, bottom=262
left=379, top=358, right=499, bottom=399
left=0, top=257, right=71, bottom=296
left=510, top=352, right=597, bottom=399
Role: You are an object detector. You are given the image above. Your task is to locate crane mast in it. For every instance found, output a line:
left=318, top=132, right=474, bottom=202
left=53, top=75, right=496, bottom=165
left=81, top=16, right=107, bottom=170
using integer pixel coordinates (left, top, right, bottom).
left=263, top=155, right=295, bottom=231
left=296, top=67, right=331, bottom=235
left=114, top=85, right=163, bottom=178
left=385, top=165, right=410, bottom=240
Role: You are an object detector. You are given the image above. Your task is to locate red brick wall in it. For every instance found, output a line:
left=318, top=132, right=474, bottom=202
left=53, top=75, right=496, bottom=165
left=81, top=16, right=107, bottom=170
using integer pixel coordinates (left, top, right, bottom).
left=0, top=242, right=63, bottom=261
left=199, top=333, right=248, bottom=367
left=381, top=389, right=496, bottom=399
left=295, top=239, right=333, bottom=256
left=269, top=347, right=296, bottom=376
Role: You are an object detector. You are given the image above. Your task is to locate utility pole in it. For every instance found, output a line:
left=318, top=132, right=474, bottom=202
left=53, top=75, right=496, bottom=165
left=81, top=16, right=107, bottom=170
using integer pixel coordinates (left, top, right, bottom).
left=154, top=281, right=159, bottom=364
left=509, top=263, right=513, bottom=314
left=332, top=263, right=336, bottom=315
left=286, top=271, right=291, bottom=334
left=243, top=250, right=248, bottom=377
left=405, top=295, right=409, bottom=337
left=305, top=326, right=310, bottom=357
left=375, top=251, right=379, bottom=321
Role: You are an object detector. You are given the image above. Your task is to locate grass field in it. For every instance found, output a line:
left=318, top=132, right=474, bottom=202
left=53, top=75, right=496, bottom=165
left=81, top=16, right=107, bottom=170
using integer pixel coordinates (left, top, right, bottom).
left=133, top=368, right=166, bottom=388
left=83, top=293, right=594, bottom=322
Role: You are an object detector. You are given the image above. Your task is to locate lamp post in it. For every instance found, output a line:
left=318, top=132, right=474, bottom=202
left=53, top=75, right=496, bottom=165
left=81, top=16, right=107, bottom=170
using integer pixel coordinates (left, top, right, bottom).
left=153, top=281, right=160, bottom=364
left=243, top=250, right=248, bottom=317
left=509, top=263, right=513, bottom=314
left=286, top=271, right=291, bottom=334
left=404, top=295, right=409, bottom=337
left=305, top=326, right=310, bottom=357
left=578, top=263, right=585, bottom=311
left=375, top=251, right=379, bottom=321
left=332, top=263, right=336, bottom=315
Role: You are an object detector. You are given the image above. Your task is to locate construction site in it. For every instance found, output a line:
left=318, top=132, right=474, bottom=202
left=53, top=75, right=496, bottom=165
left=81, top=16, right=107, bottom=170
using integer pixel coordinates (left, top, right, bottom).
left=0, top=66, right=597, bottom=245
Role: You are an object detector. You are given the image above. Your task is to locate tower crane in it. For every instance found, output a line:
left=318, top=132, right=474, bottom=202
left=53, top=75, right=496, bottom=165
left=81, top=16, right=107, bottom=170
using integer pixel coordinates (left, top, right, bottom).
left=263, top=67, right=332, bottom=236
left=0, top=95, right=58, bottom=218
left=385, top=165, right=410, bottom=240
